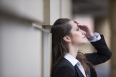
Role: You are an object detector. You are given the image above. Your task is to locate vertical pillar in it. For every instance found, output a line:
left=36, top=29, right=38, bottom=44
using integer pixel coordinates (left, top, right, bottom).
left=109, top=1, right=116, bottom=77
left=95, top=17, right=111, bottom=77
left=42, top=0, right=51, bottom=77
left=95, top=17, right=111, bottom=47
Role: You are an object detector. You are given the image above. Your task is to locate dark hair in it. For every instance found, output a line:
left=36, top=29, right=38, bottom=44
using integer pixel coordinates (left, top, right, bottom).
left=50, top=18, right=94, bottom=76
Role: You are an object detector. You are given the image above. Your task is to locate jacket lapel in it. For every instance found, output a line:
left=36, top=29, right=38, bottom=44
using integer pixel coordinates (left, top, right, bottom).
left=74, top=65, right=85, bottom=77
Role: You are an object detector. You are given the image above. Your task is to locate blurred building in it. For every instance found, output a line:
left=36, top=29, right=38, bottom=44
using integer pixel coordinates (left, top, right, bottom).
left=72, top=0, right=111, bottom=77
left=0, top=0, right=116, bottom=77
left=72, top=0, right=116, bottom=77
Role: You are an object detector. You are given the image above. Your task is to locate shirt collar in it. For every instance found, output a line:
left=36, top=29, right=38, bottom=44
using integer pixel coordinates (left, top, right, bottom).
left=64, top=53, right=79, bottom=66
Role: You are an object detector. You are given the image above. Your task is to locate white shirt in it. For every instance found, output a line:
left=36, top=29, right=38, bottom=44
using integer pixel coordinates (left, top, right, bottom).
left=89, top=32, right=101, bottom=42
left=64, top=32, right=101, bottom=77
left=64, top=53, right=87, bottom=77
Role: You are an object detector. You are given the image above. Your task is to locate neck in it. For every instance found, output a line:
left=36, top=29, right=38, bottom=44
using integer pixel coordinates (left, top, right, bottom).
left=68, top=44, right=79, bottom=58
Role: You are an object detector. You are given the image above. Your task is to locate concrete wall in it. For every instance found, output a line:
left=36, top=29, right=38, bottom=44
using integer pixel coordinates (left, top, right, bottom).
left=0, top=14, right=43, bottom=77
left=50, top=0, right=72, bottom=25
left=0, top=0, right=44, bottom=22
left=0, top=0, right=72, bottom=77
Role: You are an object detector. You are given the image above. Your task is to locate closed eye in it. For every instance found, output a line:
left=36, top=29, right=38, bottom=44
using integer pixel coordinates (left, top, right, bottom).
left=76, top=27, right=80, bottom=31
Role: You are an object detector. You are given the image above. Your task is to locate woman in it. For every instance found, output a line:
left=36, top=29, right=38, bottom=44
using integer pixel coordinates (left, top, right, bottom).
left=50, top=18, right=112, bottom=77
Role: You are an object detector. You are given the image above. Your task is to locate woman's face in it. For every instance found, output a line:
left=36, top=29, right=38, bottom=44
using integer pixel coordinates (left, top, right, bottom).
left=69, top=21, right=88, bottom=46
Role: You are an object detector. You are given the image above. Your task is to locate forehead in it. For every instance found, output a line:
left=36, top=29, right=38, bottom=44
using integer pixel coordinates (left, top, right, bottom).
left=69, top=20, right=78, bottom=29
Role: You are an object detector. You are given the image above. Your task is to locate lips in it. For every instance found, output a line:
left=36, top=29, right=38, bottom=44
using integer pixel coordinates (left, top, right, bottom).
left=83, top=37, right=86, bottom=38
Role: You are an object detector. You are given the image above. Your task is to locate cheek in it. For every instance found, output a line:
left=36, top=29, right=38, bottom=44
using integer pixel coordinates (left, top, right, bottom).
left=72, top=32, right=82, bottom=42
left=71, top=32, right=87, bottom=45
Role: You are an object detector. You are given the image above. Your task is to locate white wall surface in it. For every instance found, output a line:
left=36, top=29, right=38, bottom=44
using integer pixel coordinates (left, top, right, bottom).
left=0, top=0, right=43, bottom=22
left=61, top=0, right=72, bottom=18
left=0, top=15, right=42, bottom=77
left=50, top=0, right=60, bottom=25
left=50, top=0, right=72, bottom=25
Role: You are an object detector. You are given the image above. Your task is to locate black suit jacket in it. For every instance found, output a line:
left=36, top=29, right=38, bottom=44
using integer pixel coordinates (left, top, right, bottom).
left=52, top=35, right=112, bottom=77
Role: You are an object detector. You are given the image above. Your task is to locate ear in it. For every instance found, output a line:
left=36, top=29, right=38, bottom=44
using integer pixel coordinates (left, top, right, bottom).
left=63, top=35, right=71, bottom=43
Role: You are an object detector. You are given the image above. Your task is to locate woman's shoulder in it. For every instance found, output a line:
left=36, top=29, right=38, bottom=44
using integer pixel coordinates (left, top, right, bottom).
left=53, top=58, right=75, bottom=71
left=52, top=58, right=75, bottom=77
